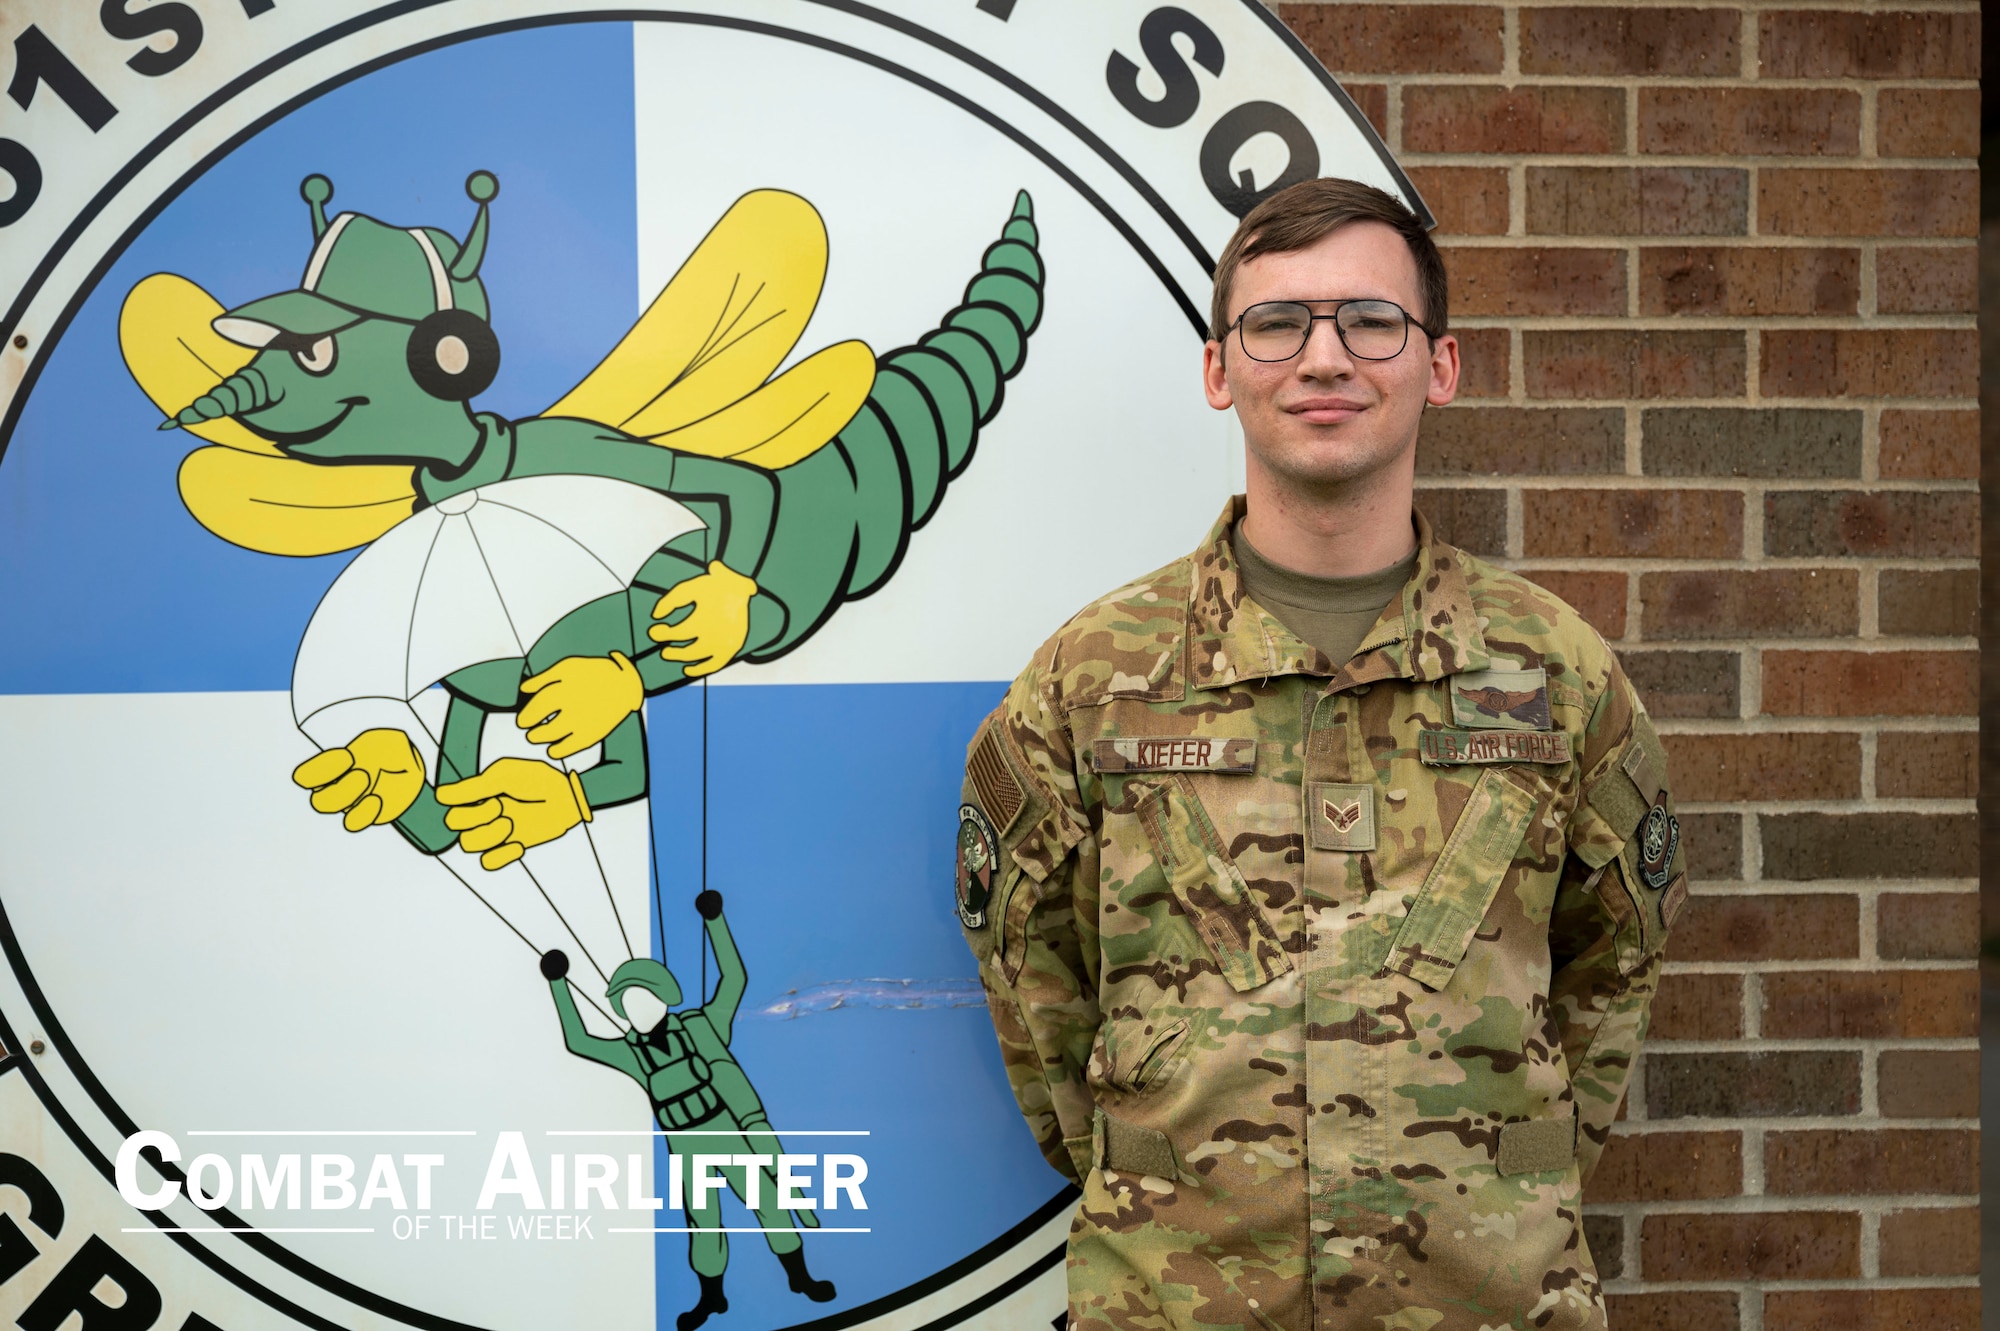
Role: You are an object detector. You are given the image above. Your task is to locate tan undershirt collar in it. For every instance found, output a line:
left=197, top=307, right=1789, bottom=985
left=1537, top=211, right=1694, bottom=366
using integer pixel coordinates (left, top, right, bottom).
left=1231, top=519, right=1419, bottom=668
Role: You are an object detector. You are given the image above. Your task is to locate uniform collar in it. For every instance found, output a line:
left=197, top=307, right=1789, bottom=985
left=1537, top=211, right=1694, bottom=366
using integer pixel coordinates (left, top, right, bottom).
left=1186, top=496, right=1491, bottom=690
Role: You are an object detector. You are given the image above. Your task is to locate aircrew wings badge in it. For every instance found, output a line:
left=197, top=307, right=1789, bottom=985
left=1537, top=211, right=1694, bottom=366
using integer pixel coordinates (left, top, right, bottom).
left=1450, top=667, right=1554, bottom=732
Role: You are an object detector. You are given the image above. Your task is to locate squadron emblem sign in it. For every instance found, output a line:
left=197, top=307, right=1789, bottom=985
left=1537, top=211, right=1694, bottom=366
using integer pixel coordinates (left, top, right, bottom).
left=0, top=4, right=1419, bottom=1328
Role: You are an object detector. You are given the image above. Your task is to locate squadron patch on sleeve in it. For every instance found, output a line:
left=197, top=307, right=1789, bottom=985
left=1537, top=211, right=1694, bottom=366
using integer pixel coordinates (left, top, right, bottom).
left=956, top=803, right=1001, bottom=929
left=1637, top=797, right=1680, bottom=891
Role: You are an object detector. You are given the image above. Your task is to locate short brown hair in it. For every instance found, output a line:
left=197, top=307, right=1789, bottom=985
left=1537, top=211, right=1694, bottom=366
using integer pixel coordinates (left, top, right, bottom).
left=1208, top=178, right=1447, bottom=343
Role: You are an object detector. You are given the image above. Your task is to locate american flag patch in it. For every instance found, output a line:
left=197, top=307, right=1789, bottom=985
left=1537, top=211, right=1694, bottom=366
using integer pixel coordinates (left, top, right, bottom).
left=968, top=726, right=1024, bottom=834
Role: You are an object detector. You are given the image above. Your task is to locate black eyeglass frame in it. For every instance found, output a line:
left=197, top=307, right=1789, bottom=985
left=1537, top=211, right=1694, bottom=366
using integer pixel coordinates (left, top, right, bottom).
left=1222, top=298, right=1444, bottom=363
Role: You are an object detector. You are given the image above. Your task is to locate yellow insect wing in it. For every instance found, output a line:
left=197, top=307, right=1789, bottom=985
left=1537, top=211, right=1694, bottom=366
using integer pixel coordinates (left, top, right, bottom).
left=543, top=189, right=829, bottom=435
left=178, top=446, right=415, bottom=557
left=648, top=340, right=875, bottom=470
left=119, top=273, right=273, bottom=455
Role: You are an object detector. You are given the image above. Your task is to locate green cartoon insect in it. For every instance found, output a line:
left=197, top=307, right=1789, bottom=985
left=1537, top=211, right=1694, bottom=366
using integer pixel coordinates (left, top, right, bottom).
left=122, top=170, right=1043, bottom=863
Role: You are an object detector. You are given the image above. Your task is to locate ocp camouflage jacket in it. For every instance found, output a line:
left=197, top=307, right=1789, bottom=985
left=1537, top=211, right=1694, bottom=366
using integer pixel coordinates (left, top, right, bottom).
left=957, top=498, right=1684, bottom=1331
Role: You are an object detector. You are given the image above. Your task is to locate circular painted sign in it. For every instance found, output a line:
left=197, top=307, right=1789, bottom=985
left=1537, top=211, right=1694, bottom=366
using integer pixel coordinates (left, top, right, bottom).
left=0, top=4, right=1417, bottom=1328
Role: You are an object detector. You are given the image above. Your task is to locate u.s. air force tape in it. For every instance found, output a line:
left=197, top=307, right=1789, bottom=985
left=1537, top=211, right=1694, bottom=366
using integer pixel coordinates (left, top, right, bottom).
left=1418, top=728, right=1572, bottom=766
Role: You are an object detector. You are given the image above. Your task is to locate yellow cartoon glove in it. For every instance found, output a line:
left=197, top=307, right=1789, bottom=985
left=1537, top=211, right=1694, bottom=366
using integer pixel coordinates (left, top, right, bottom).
left=518, top=651, right=643, bottom=759
left=292, top=729, right=425, bottom=832
left=649, top=561, right=757, bottom=678
left=435, top=758, right=592, bottom=871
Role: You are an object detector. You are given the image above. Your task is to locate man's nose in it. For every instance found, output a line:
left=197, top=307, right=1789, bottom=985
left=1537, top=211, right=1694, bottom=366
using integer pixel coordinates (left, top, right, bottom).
left=1295, top=316, right=1355, bottom=376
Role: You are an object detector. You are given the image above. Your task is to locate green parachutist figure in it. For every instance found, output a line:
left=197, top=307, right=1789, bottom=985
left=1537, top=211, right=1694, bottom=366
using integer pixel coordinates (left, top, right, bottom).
left=541, top=891, right=833, bottom=1330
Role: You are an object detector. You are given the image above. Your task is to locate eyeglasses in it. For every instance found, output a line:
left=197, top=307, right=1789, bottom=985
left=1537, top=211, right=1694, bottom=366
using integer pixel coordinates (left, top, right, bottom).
left=1225, top=299, right=1437, bottom=363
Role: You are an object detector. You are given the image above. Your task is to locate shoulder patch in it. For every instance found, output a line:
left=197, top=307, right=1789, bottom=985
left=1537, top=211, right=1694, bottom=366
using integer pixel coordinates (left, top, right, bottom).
left=967, top=726, right=1024, bottom=834
left=955, top=803, right=1000, bottom=929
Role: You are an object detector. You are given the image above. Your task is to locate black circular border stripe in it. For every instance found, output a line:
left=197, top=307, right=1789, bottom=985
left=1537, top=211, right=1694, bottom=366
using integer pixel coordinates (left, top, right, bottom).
left=0, top=3, right=1389, bottom=1326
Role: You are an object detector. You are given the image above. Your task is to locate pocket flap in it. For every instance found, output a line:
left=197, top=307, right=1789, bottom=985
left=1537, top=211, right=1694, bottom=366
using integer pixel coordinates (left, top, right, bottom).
left=1387, top=768, right=1539, bottom=989
left=1135, top=777, right=1292, bottom=993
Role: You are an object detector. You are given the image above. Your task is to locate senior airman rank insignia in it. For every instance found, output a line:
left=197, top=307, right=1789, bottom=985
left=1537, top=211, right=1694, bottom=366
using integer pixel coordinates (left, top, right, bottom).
left=1308, top=781, right=1377, bottom=851
left=956, top=803, right=1001, bottom=929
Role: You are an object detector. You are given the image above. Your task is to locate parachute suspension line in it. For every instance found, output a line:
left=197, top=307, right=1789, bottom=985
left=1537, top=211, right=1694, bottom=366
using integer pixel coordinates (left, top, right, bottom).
left=649, top=796, right=668, bottom=970
left=518, top=854, right=614, bottom=994
left=700, top=675, right=709, bottom=1002
left=573, top=805, right=635, bottom=960
left=435, top=854, right=619, bottom=1026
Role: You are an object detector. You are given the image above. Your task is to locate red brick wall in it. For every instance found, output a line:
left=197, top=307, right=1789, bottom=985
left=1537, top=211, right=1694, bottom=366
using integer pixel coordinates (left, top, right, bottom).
left=1275, top=3, right=1980, bottom=1323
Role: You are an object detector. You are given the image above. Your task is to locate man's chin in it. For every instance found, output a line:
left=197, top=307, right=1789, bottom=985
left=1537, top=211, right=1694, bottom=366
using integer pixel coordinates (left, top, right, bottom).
left=1248, top=435, right=1416, bottom=492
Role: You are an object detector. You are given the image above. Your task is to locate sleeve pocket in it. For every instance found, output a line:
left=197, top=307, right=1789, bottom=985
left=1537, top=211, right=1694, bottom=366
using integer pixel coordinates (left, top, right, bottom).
left=1386, top=767, right=1541, bottom=990
left=1134, top=776, right=1292, bottom=993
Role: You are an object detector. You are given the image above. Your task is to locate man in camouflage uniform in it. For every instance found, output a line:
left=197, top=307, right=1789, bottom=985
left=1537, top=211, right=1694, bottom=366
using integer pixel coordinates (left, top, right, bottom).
left=957, top=178, right=1684, bottom=1329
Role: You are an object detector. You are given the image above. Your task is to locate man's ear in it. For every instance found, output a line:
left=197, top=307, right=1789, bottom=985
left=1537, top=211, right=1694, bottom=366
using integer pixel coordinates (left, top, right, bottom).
left=1202, top=339, right=1233, bottom=410
left=1424, top=332, right=1460, bottom=408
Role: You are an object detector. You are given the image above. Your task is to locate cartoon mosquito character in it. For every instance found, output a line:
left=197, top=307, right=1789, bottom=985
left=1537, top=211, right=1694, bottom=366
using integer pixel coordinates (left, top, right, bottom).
left=122, top=170, right=1041, bottom=863
left=120, top=170, right=1044, bottom=1323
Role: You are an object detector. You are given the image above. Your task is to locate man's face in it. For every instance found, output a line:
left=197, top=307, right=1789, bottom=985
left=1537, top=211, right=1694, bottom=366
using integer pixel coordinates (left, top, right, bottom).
left=1202, top=221, right=1459, bottom=493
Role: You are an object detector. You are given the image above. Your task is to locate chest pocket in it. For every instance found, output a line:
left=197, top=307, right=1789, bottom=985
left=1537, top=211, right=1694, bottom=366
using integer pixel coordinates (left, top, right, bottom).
left=1134, top=775, right=1291, bottom=992
left=1385, top=767, right=1540, bottom=990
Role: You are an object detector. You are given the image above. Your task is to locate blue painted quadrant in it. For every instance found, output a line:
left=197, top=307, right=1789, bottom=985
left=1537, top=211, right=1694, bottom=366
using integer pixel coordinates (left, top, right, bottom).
left=0, top=23, right=642, bottom=694
left=645, top=680, right=1066, bottom=1326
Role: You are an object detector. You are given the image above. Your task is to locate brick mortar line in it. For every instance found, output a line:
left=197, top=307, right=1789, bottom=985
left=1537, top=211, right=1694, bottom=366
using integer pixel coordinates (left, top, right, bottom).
left=1497, top=554, right=1982, bottom=570
left=1452, top=315, right=1981, bottom=329
left=1653, top=716, right=1979, bottom=733
left=1600, top=1278, right=1980, bottom=1293
left=1447, top=402, right=1980, bottom=414
left=1591, top=1197, right=1979, bottom=1213
left=1446, top=315, right=1979, bottom=331
left=1344, top=72, right=1979, bottom=91
left=1648, top=1039, right=1979, bottom=1052
left=1281, top=0, right=1983, bottom=9
left=1674, top=798, right=1979, bottom=813
left=1286, top=0, right=1983, bottom=9
left=1860, top=402, right=1881, bottom=481
left=1684, top=873, right=1977, bottom=887
left=1660, top=955, right=1978, bottom=969
left=1606, top=1115, right=1982, bottom=1136
left=1432, top=478, right=1982, bottom=493
left=1674, top=878, right=1979, bottom=893
left=1858, top=564, right=1878, bottom=637
left=1624, top=636, right=1977, bottom=650
left=1406, top=151, right=1979, bottom=167
left=1472, top=241, right=1982, bottom=252
left=1434, top=225, right=1980, bottom=239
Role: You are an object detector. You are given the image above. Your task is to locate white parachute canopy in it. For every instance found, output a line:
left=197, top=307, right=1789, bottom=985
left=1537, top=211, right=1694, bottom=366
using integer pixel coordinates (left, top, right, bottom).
left=290, top=473, right=707, bottom=998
